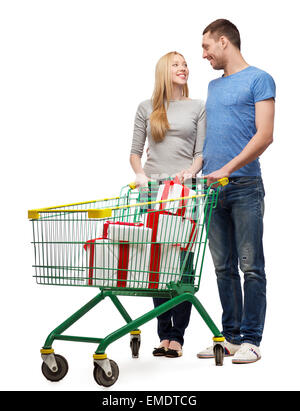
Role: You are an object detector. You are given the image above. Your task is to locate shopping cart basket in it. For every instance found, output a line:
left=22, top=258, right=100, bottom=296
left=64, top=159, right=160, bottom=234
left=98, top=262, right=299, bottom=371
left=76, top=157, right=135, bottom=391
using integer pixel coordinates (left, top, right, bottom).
left=28, top=177, right=228, bottom=387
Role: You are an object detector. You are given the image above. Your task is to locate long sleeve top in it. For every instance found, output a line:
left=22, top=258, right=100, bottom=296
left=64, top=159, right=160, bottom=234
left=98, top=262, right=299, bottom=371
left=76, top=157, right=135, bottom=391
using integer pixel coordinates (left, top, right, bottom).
left=130, top=99, right=206, bottom=179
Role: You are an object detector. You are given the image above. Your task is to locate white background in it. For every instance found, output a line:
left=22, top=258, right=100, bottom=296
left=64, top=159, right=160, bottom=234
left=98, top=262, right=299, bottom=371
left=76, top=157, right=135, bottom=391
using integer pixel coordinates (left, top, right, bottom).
left=1, top=0, right=299, bottom=392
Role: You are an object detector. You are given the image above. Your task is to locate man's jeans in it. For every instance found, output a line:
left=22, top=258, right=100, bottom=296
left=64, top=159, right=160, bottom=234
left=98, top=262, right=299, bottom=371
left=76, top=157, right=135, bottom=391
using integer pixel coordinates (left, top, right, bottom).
left=206, top=177, right=266, bottom=347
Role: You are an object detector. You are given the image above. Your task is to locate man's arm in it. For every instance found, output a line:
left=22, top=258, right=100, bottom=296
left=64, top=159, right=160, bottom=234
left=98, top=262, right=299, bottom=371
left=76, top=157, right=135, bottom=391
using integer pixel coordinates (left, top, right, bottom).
left=205, top=98, right=275, bottom=186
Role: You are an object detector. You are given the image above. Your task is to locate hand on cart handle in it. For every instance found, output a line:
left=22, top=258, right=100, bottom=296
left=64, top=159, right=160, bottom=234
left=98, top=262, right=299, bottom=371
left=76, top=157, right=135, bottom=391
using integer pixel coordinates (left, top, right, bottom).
left=176, top=169, right=195, bottom=184
left=212, top=177, right=229, bottom=187
left=129, top=174, right=153, bottom=189
left=204, top=173, right=229, bottom=188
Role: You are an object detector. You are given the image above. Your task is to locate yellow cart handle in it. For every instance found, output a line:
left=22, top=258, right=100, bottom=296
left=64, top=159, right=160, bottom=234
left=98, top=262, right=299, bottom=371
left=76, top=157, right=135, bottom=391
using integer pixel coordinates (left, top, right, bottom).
left=129, top=177, right=229, bottom=189
left=128, top=182, right=137, bottom=190
left=28, top=178, right=230, bottom=220
left=215, top=177, right=229, bottom=186
left=128, top=181, right=155, bottom=190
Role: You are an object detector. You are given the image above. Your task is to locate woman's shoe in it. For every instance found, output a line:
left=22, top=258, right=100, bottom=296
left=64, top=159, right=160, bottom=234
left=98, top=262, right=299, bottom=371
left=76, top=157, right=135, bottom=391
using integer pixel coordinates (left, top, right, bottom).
left=152, top=347, right=168, bottom=357
left=165, top=349, right=182, bottom=358
left=166, top=341, right=182, bottom=357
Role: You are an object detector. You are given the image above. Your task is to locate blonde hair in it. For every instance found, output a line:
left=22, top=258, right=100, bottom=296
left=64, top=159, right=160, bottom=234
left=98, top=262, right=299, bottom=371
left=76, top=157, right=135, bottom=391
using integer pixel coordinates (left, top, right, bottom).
left=150, top=51, right=189, bottom=142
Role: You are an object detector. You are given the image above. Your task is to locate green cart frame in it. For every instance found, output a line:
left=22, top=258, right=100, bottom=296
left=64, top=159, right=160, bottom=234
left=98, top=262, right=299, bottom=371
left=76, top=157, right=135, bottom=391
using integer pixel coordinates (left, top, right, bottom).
left=28, top=178, right=228, bottom=387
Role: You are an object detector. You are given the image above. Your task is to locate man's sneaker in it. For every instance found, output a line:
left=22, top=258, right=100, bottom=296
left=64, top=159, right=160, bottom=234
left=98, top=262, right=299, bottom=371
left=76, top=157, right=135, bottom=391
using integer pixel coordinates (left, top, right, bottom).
left=232, top=343, right=261, bottom=364
left=197, top=340, right=241, bottom=359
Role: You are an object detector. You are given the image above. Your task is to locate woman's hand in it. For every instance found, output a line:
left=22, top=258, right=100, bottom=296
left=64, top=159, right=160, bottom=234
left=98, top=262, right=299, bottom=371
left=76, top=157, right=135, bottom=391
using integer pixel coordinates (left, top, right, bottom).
left=177, top=157, right=203, bottom=183
left=130, top=154, right=150, bottom=188
left=134, top=173, right=150, bottom=188
left=176, top=169, right=194, bottom=184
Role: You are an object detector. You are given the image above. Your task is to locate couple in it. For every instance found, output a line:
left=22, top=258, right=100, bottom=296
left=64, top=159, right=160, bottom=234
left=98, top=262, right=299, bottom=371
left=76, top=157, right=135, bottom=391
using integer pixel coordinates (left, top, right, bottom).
left=130, top=19, right=276, bottom=364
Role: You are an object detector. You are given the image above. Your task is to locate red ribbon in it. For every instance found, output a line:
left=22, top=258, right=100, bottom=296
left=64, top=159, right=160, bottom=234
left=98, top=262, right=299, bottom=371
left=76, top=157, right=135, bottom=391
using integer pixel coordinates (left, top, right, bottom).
left=159, top=177, right=190, bottom=217
left=117, top=241, right=130, bottom=288
left=84, top=237, right=105, bottom=286
left=146, top=210, right=161, bottom=289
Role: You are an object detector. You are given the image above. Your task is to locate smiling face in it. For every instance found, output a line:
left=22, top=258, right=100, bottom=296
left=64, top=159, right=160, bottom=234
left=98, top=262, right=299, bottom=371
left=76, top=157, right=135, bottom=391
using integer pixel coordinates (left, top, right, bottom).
left=202, top=31, right=226, bottom=70
left=170, top=53, right=189, bottom=86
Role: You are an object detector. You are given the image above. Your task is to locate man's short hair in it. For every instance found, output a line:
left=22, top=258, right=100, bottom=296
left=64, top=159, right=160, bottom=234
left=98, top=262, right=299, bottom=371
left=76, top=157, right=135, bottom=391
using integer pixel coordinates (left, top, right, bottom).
left=203, top=19, right=241, bottom=50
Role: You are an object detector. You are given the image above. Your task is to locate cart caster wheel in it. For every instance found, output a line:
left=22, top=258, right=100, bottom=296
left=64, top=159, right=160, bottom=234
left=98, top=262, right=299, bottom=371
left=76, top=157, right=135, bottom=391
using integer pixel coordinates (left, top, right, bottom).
left=214, top=344, right=224, bottom=366
left=93, top=359, right=119, bottom=387
left=130, top=337, right=141, bottom=358
left=41, top=354, right=69, bottom=382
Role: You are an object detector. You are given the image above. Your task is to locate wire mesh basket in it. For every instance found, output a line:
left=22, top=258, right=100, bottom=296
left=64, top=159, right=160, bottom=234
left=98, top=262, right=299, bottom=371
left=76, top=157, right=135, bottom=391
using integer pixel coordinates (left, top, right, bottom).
left=29, top=179, right=220, bottom=295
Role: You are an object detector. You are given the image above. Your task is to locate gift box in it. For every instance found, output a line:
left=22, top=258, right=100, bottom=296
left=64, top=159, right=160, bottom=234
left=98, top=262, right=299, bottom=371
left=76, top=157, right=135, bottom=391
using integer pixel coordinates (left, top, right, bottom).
left=84, top=215, right=196, bottom=290
left=84, top=222, right=152, bottom=288
left=156, top=244, right=182, bottom=289
left=146, top=210, right=191, bottom=289
left=154, top=211, right=197, bottom=252
left=145, top=209, right=198, bottom=289
left=84, top=237, right=117, bottom=287
left=155, top=176, right=196, bottom=219
left=105, top=221, right=153, bottom=288
left=103, top=221, right=151, bottom=243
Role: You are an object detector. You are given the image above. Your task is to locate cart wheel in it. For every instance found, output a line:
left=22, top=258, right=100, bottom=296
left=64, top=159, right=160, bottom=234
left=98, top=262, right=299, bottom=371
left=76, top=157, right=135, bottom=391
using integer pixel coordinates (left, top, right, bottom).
left=130, top=337, right=140, bottom=358
left=93, top=360, right=119, bottom=387
left=41, top=354, right=69, bottom=382
left=214, top=344, right=224, bottom=366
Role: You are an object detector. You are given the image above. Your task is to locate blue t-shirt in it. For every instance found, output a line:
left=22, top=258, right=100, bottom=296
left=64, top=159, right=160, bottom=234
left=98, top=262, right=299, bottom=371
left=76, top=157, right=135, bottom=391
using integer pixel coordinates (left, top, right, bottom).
left=202, top=66, right=276, bottom=177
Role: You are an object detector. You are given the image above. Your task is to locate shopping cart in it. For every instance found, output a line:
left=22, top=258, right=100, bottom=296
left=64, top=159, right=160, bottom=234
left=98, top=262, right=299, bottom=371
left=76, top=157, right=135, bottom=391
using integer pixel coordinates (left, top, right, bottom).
left=28, top=177, right=228, bottom=387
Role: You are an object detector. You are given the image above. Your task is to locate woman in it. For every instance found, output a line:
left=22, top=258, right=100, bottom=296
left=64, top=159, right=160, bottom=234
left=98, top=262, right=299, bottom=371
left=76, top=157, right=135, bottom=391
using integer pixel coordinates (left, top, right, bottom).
left=129, top=51, right=206, bottom=357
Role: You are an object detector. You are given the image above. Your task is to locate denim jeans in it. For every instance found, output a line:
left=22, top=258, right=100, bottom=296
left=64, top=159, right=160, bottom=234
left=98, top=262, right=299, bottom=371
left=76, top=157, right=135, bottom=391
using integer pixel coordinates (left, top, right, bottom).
left=206, top=177, right=266, bottom=347
left=153, top=297, right=193, bottom=346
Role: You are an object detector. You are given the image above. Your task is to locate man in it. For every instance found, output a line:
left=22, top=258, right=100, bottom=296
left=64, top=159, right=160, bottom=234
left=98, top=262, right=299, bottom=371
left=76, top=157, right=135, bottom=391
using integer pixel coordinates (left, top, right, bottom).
left=197, top=19, right=275, bottom=363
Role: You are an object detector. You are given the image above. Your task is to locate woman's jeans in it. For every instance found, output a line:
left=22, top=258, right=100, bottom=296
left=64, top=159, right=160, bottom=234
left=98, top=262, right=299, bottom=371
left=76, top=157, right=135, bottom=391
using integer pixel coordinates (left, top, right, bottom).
left=207, top=177, right=266, bottom=347
left=153, top=298, right=192, bottom=346
left=153, top=251, right=195, bottom=346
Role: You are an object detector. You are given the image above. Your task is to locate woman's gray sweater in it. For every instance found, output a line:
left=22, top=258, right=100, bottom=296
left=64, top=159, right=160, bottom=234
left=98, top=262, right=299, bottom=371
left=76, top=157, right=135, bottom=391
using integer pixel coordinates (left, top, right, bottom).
left=130, top=99, right=206, bottom=179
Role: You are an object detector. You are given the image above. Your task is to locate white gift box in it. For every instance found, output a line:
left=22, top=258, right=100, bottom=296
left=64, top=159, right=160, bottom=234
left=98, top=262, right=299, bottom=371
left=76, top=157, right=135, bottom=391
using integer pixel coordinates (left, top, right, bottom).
left=154, top=212, right=197, bottom=251
left=84, top=222, right=152, bottom=288
left=84, top=237, right=152, bottom=288
left=155, top=244, right=181, bottom=289
left=155, top=178, right=196, bottom=219
left=84, top=237, right=117, bottom=287
left=84, top=217, right=195, bottom=290
left=104, top=221, right=152, bottom=243
left=145, top=210, right=193, bottom=289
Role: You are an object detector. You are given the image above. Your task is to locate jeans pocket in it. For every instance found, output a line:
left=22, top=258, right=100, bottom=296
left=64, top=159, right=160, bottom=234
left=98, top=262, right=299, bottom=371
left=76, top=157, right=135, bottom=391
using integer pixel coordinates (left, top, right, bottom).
left=230, top=177, right=258, bottom=187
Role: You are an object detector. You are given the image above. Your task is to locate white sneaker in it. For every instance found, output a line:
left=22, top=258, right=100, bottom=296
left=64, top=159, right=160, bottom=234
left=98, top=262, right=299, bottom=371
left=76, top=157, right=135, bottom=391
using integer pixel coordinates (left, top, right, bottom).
left=197, top=340, right=241, bottom=359
left=232, top=343, right=261, bottom=364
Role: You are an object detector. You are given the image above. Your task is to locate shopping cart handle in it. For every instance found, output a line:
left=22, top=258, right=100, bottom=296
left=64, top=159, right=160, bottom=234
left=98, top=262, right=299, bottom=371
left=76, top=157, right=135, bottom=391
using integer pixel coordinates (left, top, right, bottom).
left=128, top=181, right=155, bottom=190
left=217, top=177, right=229, bottom=186
left=128, top=182, right=137, bottom=190
left=202, top=177, right=229, bottom=188
left=130, top=178, right=229, bottom=189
